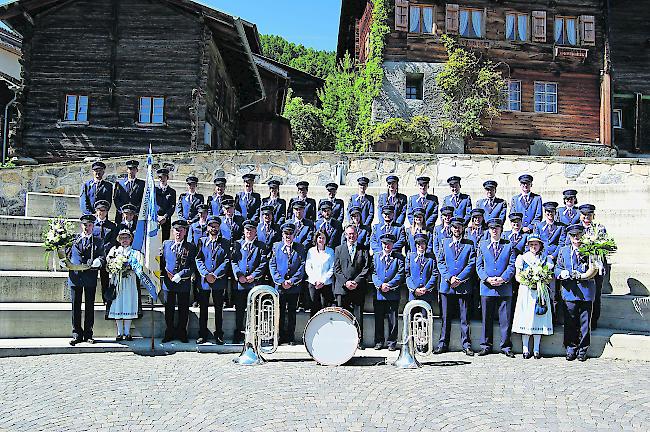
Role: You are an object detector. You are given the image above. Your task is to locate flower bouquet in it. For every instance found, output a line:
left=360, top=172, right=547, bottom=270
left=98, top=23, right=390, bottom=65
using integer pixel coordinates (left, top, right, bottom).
left=107, top=254, right=130, bottom=277
left=519, top=263, right=554, bottom=315
left=42, top=217, right=77, bottom=270
left=578, top=229, right=617, bottom=275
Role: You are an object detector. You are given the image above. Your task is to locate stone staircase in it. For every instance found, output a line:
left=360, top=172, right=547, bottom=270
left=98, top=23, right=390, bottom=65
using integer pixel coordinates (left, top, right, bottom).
left=1, top=182, right=649, bottom=359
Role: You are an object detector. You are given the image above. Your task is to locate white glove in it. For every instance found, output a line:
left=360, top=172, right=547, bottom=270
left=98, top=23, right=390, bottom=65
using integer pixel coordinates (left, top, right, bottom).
left=59, top=261, right=68, bottom=270
left=91, top=258, right=103, bottom=269
left=171, top=273, right=182, bottom=283
left=571, top=270, right=582, bottom=280
left=559, top=270, right=570, bottom=280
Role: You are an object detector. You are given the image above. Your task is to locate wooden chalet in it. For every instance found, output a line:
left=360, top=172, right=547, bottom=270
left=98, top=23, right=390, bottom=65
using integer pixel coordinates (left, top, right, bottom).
left=0, top=0, right=295, bottom=163
left=338, top=0, right=612, bottom=156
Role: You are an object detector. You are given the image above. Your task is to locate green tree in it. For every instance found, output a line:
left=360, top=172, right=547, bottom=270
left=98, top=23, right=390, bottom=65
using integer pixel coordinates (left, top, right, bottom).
left=283, top=92, right=333, bottom=151
left=260, top=34, right=336, bottom=79
left=371, top=116, right=440, bottom=153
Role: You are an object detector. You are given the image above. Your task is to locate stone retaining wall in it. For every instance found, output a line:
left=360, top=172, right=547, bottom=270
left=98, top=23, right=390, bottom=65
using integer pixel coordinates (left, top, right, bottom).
left=0, top=150, right=649, bottom=215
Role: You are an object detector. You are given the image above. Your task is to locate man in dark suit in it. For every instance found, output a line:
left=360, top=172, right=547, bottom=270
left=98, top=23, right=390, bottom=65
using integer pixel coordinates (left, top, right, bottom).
left=334, top=223, right=371, bottom=349
left=155, top=168, right=176, bottom=241
left=80, top=161, right=113, bottom=216
left=288, top=181, right=317, bottom=222
left=113, top=160, right=145, bottom=225
left=176, top=176, right=204, bottom=223
left=67, top=214, right=105, bottom=345
left=320, top=183, right=344, bottom=224
left=235, top=173, right=262, bottom=224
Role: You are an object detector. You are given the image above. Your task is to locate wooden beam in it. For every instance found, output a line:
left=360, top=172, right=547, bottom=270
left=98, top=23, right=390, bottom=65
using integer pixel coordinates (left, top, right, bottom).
left=600, top=71, right=612, bottom=147
left=635, top=92, right=643, bottom=152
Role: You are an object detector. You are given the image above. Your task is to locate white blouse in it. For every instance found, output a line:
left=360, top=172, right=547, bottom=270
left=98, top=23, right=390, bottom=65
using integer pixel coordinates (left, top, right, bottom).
left=305, top=247, right=335, bottom=285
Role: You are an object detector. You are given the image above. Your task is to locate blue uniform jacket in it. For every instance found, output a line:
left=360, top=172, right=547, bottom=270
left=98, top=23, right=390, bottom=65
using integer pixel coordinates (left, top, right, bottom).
left=160, top=240, right=197, bottom=292
left=231, top=239, right=269, bottom=291
left=257, top=222, right=281, bottom=253
left=288, top=197, right=317, bottom=221
left=533, top=221, right=567, bottom=259
left=510, top=193, right=543, bottom=230
left=348, top=194, right=375, bottom=226
left=188, top=220, right=208, bottom=247
left=220, top=215, right=244, bottom=243
left=476, top=197, right=507, bottom=222
left=319, top=198, right=345, bottom=224
left=155, top=185, right=176, bottom=220
left=476, top=238, right=516, bottom=297
left=289, top=217, right=315, bottom=248
left=372, top=251, right=405, bottom=301
left=315, top=218, right=343, bottom=249
left=443, top=194, right=473, bottom=223
left=370, top=222, right=406, bottom=253
left=207, top=194, right=227, bottom=217
left=113, top=178, right=145, bottom=216
left=465, top=226, right=488, bottom=247
left=503, top=230, right=528, bottom=255
left=80, top=179, right=113, bottom=215
left=378, top=193, right=408, bottom=225
left=195, top=236, right=231, bottom=291
left=555, top=245, right=596, bottom=301
left=176, top=193, right=204, bottom=222
left=93, top=219, right=117, bottom=254
left=407, top=194, right=439, bottom=228
left=269, top=241, right=306, bottom=295
left=437, top=238, right=476, bottom=295
left=68, top=235, right=105, bottom=288
left=558, top=206, right=580, bottom=226
left=433, top=224, right=452, bottom=257
left=235, top=191, right=262, bottom=223
left=261, top=197, right=287, bottom=225
left=406, top=252, right=439, bottom=302
left=405, top=229, right=435, bottom=254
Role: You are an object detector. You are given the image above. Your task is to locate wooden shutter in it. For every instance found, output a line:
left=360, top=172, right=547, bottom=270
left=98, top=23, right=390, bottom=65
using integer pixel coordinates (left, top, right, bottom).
left=580, top=15, right=596, bottom=46
left=446, top=3, right=459, bottom=34
left=395, top=1, right=409, bottom=32
left=531, top=10, right=547, bottom=42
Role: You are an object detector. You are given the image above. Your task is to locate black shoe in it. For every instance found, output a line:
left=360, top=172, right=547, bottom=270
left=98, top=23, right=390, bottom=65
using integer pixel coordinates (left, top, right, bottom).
left=434, top=346, right=448, bottom=355
left=502, top=350, right=515, bottom=358
left=86, top=338, right=95, bottom=344
left=288, top=340, right=295, bottom=346
left=463, top=348, right=475, bottom=357
left=125, top=335, right=133, bottom=342
left=522, top=352, right=532, bottom=359
left=534, top=352, right=542, bottom=360
left=180, top=337, right=189, bottom=343
left=577, top=354, right=588, bottom=362
left=215, top=337, right=224, bottom=345
left=233, top=335, right=244, bottom=344
left=357, top=343, right=365, bottom=350
left=477, top=348, right=491, bottom=356
left=387, top=343, right=397, bottom=352
left=196, top=337, right=207, bottom=344
left=69, top=338, right=82, bottom=346
left=116, top=335, right=124, bottom=342
left=566, top=352, right=577, bottom=361
left=374, top=343, right=383, bottom=350
left=162, top=336, right=173, bottom=343
left=191, top=301, right=199, bottom=308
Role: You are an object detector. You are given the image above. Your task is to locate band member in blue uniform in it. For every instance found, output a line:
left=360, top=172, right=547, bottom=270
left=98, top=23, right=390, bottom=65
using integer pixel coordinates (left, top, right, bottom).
left=534, top=202, right=567, bottom=261
left=315, top=200, right=343, bottom=249
left=260, top=179, right=286, bottom=225
left=558, top=189, right=580, bottom=226
left=378, top=175, right=408, bottom=226
left=465, top=208, right=487, bottom=247
left=67, top=214, right=105, bottom=345
left=188, top=204, right=210, bottom=246
left=155, top=168, right=176, bottom=241
left=510, top=174, right=542, bottom=233
left=347, top=176, right=374, bottom=226
left=320, top=183, right=345, bottom=224
left=372, top=233, right=405, bottom=351
left=160, top=219, right=197, bottom=343
left=113, top=160, right=145, bottom=225
left=117, top=204, right=138, bottom=235
left=407, top=176, right=439, bottom=229
left=207, top=177, right=227, bottom=217
left=80, top=161, right=113, bottom=216
left=257, top=205, right=281, bottom=254
left=578, top=203, right=608, bottom=330
left=476, top=218, right=517, bottom=358
left=269, top=222, right=306, bottom=345
left=504, top=212, right=528, bottom=255
left=235, top=173, right=261, bottom=224
left=435, top=217, right=475, bottom=356
left=476, top=180, right=507, bottom=222
left=406, top=233, right=439, bottom=306
left=433, top=206, right=454, bottom=256
left=288, top=200, right=315, bottom=311
left=370, top=205, right=406, bottom=254
left=176, top=176, right=204, bottom=223
left=195, top=216, right=230, bottom=345
left=93, top=200, right=117, bottom=305
left=219, top=198, right=244, bottom=243
left=344, top=206, right=371, bottom=248
left=334, top=224, right=371, bottom=349
left=288, top=181, right=317, bottom=221
left=555, top=224, right=598, bottom=361
left=443, top=176, right=472, bottom=223
left=405, top=207, right=434, bottom=253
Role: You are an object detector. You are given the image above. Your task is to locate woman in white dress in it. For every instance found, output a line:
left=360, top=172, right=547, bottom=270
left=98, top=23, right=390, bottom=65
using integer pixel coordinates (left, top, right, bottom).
left=305, top=229, right=335, bottom=317
left=512, top=235, right=554, bottom=359
left=106, top=229, right=142, bottom=341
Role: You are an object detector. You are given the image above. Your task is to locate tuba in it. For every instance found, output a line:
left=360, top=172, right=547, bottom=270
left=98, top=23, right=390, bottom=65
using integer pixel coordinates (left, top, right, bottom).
left=393, top=299, right=433, bottom=369
left=233, top=285, right=280, bottom=366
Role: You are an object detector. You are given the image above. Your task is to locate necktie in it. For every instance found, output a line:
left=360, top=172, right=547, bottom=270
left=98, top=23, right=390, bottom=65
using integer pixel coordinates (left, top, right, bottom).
left=418, top=197, right=424, bottom=206
left=523, top=194, right=530, bottom=206
left=284, top=245, right=291, bottom=256
left=454, top=195, right=460, bottom=207
left=443, top=226, right=450, bottom=237
left=488, top=199, right=494, bottom=209
left=295, top=220, right=302, bottom=232
left=511, top=232, right=520, bottom=243
left=572, top=249, right=580, bottom=268
left=349, top=245, right=355, bottom=260
left=98, top=222, right=105, bottom=239
left=324, top=222, right=330, bottom=233
left=126, top=181, right=133, bottom=194
left=453, top=241, right=461, bottom=255
left=417, top=254, right=425, bottom=266
left=245, top=193, right=250, bottom=203
left=172, top=242, right=181, bottom=254
left=491, top=242, right=498, bottom=256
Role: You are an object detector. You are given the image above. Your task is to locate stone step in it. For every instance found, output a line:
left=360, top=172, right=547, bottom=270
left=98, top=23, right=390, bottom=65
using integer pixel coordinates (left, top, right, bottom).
left=0, top=303, right=648, bottom=360
left=0, top=216, right=61, bottom=243
left=0, top=242, right=54, bottom=271
left=0, top=271, right=103, bottom=303
left=607, top=264, right=650, bottom=296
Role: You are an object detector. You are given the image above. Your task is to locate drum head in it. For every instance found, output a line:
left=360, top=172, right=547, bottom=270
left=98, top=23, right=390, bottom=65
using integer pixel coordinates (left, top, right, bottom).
left=303, top=309, right=359, bottom=366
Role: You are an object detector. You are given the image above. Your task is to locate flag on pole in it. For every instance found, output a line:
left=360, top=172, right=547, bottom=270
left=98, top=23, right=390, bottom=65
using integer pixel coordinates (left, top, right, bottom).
left=132, top=146, right=162, bottom=301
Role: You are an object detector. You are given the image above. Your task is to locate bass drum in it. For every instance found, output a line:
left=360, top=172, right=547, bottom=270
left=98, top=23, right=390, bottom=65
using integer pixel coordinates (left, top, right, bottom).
left=303, top=307, right=360, bottom=366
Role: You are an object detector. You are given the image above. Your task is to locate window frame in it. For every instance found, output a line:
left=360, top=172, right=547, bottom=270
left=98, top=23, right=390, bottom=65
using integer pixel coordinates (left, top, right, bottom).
left=554, top=15, right=579, bottom=46
left=63, top=94, right=89, bottom=124
left=534, top=81, right=558, bottom=114
left=501, top=80, right=522, bottom=112
left=505, top=12, right=529, bottom=42
left=612, top=109, right=623, bottom=129
left=409, top=4, right=435, bottom=34
left=405, top=73, right=424, bottom=101
left=137, top=96, right=166, bottom=127
left=459, top=7, right=485, bottom=39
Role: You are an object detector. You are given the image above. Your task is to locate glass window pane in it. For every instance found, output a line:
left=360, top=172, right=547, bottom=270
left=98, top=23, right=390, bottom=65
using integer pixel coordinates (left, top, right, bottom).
left=506, top=14, right=515, bottom=40
left=77, top=96, right=88, bottom=121
left=152, top=113, right=164, bottom=124
left=566, top=18, right=577, bottom=45
left=409, top=6, right=420, bottom=33
left=472, top=11, right=482, bottom=37
left=139, top=97, right=151, bottom=123
left=422, top=7, right=433, bottom=33
left=66, top=96, right=77, bottom=121
left=517, top=15, right=527, bottom=41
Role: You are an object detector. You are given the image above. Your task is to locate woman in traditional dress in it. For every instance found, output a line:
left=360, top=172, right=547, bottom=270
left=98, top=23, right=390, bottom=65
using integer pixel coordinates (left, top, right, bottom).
left=106, top=229, right=142, bottom=341
left=512, top=235, right=554, bottom=359
left=305, top=229, right=335, bottom=316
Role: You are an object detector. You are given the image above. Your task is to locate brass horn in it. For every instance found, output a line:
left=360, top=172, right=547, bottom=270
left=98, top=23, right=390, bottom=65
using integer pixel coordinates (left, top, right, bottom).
left=393, top=300, right=433, bottom=369
left=234, top=285, right=280, bottom=366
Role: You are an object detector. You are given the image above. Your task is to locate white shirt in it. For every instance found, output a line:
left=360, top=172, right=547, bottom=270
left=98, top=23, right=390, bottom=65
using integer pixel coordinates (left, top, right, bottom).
left=305, top=247, right=335, bottom=285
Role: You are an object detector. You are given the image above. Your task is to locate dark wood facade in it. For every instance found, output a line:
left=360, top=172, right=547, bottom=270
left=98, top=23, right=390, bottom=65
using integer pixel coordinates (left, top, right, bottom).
left=0, top=0, right=291, bottom=162
left=338, top=0, right=611, bottom=155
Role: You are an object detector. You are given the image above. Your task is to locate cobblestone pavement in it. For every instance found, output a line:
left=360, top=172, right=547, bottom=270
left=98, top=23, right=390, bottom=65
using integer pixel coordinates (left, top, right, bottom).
left=1, top=350, right=649, bottom=432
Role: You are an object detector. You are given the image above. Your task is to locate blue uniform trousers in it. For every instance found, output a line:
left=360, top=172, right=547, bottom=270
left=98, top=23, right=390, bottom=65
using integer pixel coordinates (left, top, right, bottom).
left=374, top=299, right=399, bottom=345
left=480, top=296, right=513, bottom=352
left=71, top=285, right=96, bottom=340
left=279, top=292, right=299, bottom=342
left=197, top=288, right=225, bottom=339
left=164, top=291, right=190, bottom=339
left=438, top=293, right=471, bottom=350
left=233, top=288, right=250, bottom=340
left=564, top=300, right=592, bottom=356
